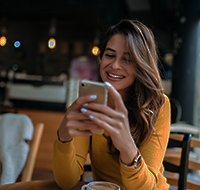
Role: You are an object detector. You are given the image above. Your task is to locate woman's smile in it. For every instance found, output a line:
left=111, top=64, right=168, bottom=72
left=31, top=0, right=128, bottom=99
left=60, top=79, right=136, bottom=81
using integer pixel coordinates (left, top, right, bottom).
left=106, top=71, right=125, bottom=80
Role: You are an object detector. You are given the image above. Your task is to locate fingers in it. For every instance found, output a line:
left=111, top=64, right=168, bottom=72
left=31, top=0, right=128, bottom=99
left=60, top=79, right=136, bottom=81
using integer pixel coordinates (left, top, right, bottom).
left=104, top=82, right=127, bottom=113
left=81, top=103, right=126, bottom=122
left=60, top=127, right=93, bottom=140
left=59, top=95, right=100, bottom=140
left=66, top=94, right=98, bottom=123
left=80, top=107, right=126, bottom=132
left=62, top=81, right=128, bottom=139
left=67, top=119, right=102, bottom=132
left=81, top=81, right=128, bottom=118
left=70, top=129, right=93, bottom=137
left=66, top=111, right=89, bottom=121
left=69, top=94, right=98, bottom=110
left=81, top=111, right=118, bottom=137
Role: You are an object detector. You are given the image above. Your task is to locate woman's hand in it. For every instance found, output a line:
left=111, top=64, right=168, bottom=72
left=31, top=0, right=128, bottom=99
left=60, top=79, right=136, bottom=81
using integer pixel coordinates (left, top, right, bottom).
left=81, top=82, right=138, bottom=166
left=58, top=94, right=103, bottom=142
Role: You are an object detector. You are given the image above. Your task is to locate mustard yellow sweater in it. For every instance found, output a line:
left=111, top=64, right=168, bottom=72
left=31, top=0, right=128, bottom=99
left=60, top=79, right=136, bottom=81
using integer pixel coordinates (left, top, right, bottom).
left=53, top=96, right=170, bottom=190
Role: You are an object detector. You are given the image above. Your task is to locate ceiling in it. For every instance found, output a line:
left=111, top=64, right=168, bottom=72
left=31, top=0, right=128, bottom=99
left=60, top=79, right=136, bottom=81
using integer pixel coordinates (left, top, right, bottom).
left=126, top=0, right=151, bottom=11
left=0, top=0, right=128, bottom=22
left=0, top=0, right=181, bottom=41
left=0, top=0, right=177, bottom=22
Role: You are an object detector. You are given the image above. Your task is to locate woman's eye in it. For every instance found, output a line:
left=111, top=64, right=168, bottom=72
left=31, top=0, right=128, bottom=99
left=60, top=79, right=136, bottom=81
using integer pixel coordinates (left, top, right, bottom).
left=105, top=54, right=115, bottom=58
left=123, top=58, right=132, bottom=63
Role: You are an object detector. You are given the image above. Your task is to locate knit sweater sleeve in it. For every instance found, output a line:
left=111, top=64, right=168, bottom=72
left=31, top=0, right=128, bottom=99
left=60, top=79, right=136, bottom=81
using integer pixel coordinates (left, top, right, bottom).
left=120, top=95, right=171, bottom=190
left=53, top=136, right=90, bottom=190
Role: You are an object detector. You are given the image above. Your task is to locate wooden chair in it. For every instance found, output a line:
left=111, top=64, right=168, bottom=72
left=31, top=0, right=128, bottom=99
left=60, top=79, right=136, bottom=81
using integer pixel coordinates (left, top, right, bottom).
left=19, top=122, right=44, bottom=182
left=0, top=113, right=44, bottom=184
left=187, top=136, right=200, bottom=190
left=164, top=133, right=200, bottom=190
left=163, top=133, right=192, bottom=190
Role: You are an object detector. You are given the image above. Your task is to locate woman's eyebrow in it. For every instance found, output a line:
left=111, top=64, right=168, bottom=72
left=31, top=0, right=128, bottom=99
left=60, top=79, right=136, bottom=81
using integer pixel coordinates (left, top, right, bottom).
left=105, top=47, right=115, bottom=52
left=105, top=47, right=130, bottom=55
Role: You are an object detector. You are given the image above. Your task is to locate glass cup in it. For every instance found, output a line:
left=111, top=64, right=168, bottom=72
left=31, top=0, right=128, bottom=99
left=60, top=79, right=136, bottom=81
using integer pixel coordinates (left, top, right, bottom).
left=81, top=181, right=121, bottom=190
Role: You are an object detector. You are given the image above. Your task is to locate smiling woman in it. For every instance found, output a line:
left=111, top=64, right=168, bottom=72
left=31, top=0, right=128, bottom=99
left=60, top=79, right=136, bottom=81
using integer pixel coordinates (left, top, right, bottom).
left=99, top=34, right=136, bottom=99
left=53, top=19, right=171, bottom=190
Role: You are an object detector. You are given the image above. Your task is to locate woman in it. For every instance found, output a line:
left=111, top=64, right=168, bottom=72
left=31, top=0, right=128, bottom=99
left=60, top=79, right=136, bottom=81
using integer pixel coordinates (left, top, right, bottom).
left=53, top=19, right=171, bottom=190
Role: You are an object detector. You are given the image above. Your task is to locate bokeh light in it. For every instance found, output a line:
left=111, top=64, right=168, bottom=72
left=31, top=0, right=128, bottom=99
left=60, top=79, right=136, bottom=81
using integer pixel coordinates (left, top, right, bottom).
left=14, top=41, right=21, bottom=48
left=48, top=38, right=56, bottom=49
left=0, top=36, right=7, bottom=46
left=92, top=46, right=100, bottom=56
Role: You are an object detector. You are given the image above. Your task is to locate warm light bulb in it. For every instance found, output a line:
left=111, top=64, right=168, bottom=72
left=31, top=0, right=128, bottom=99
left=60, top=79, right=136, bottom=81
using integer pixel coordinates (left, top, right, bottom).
left=48, top=38, right=56, bottom=49
left=92, top=46, right=99, bottom=56
left=0, top=36, right=7, bottom=46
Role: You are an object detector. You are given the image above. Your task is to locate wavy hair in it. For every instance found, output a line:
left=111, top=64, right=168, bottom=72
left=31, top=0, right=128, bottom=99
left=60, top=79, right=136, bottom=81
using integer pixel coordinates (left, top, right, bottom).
left=99, top=19, right=165, bottom=156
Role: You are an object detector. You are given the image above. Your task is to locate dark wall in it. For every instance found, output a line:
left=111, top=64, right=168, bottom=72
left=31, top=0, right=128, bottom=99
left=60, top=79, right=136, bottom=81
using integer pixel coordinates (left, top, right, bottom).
left=172, top=0, right=200, bottom=124
left=0, top=0, right=129, bottom=75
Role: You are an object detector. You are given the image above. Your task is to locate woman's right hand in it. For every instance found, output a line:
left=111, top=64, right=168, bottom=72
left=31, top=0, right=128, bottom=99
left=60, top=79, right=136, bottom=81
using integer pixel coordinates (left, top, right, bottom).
left=57, top=94, right=101, bottom=142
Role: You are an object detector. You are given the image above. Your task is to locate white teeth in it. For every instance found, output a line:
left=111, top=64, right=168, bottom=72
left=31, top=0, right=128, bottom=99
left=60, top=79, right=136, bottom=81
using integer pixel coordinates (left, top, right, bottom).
left=108, top=72, right=124, bottom=79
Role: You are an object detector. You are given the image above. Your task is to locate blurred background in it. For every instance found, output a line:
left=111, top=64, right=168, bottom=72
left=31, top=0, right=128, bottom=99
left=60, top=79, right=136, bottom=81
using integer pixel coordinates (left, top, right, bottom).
left=0, top=0, right=200, bottom=126
left=0, top=0, right=200, bottom=130
left=0, top=0, right=200, bottom=181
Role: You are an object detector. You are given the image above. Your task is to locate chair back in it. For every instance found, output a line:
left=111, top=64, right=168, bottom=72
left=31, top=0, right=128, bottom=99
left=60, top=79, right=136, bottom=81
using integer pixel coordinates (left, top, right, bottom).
left=20, top=122, right=44, bottom=182
left=164, top=133, right=192, bottom=190
left=0, top=113, right=44, bottom=184
left=185, top=135, right=200, bottom=190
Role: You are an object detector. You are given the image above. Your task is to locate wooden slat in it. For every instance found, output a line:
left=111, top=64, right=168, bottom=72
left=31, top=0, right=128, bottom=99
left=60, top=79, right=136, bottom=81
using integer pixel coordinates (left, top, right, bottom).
left=169, top=133, right=184, bottom=141
left=166, top=176, right=200, bottom=190
left=21, top=123, right=44, bottom=181
left=170, top=133, right=200, bottom=148
left=190, top=137, right=200, bottom=148
left=188, top=160, right=200, bottom=170
left=187, top=180, right=200, bottom=190
left=166, top=176, right=178, bottom=187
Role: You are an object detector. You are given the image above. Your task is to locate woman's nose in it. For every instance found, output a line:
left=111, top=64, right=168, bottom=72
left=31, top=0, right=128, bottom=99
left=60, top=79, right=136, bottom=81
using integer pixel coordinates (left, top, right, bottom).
left=111, top=59, right=121, bottom=69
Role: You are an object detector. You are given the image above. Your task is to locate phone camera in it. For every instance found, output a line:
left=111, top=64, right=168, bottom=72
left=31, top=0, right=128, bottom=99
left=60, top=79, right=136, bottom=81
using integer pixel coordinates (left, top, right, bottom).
left=81, top=83, right=85, bottom=87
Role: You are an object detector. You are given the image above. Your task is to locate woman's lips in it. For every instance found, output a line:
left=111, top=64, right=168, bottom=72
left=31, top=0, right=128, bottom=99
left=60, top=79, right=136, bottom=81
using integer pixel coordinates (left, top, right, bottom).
left=106, top=72, right=125, bottom=80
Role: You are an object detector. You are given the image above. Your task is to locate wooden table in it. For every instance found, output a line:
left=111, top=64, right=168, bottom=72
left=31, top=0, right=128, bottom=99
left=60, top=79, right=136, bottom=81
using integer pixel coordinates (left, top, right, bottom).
left=0, top=180, right=87, bottom=190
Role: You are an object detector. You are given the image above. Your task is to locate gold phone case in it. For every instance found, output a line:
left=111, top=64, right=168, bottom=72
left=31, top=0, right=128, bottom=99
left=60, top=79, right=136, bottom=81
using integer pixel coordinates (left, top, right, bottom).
left=79, top=79, right=108, bottom=134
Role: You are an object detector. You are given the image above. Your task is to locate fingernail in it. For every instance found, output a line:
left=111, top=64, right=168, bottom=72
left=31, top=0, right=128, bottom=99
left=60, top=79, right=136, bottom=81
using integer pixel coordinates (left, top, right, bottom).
left=105, top=81, right=112, bottom=87
left=81, top=108, right=87, bottom=113
left=90, top=95, right=97, bottom=99
left=83, top=103, right=88, bottom=107
left=89, top=115, right=94, bottom=120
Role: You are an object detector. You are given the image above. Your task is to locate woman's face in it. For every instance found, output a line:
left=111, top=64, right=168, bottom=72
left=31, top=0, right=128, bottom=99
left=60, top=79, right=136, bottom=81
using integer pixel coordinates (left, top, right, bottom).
left=100, top=34, right=136, bottom=97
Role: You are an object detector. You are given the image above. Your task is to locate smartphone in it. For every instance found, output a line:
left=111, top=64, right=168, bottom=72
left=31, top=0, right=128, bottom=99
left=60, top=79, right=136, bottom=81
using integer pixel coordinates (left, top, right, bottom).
left=79, top=79, right=108, bottom=134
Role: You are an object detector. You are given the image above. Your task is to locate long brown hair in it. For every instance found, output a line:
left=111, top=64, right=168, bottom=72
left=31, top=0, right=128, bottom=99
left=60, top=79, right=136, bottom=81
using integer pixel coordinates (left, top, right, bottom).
left=99, top=19, right=165, bottom=156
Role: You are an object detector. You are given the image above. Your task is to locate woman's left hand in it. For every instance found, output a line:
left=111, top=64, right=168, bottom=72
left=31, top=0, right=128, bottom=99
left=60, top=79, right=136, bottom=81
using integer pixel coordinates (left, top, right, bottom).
left=81, top=82, right=138, bottom=166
